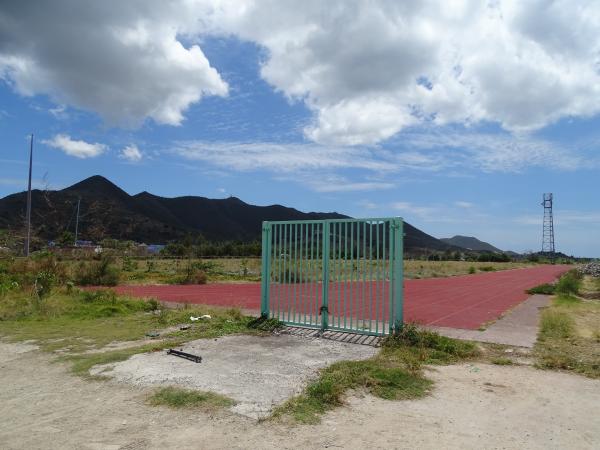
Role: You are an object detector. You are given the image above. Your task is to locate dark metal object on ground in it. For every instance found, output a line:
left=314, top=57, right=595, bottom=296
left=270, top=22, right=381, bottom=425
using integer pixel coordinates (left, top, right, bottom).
left=167, top=348, right=202, bottom=363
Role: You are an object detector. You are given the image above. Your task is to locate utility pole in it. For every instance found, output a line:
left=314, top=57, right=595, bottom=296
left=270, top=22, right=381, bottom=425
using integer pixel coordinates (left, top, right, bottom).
left=74, top=197, right=81, bottom=245
left=24, top=134, right=33, bottom=257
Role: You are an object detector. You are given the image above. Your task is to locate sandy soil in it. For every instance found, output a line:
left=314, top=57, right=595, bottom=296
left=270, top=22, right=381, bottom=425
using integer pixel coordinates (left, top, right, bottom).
left=1, top=342, right=599, bottom=450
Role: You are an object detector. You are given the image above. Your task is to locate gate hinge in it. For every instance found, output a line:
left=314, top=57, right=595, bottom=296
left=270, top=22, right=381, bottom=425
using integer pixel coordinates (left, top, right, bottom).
left=319, top=306, right=329, bottom=316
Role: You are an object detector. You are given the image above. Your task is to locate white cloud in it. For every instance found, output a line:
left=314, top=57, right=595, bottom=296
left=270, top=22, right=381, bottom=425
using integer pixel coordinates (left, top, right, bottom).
left=304, top=177, right=394, bottom=193
left=0, top=1, right=228, bottom=127
left=392, top=202, right=440, bottom=221
left=172, top=141, right=392, bottom=173
left=206, top=0, right=600, bottom=145
left=119, top=144, right=143, bottom=163
left=391, top=200, right=490, bottom=224
left=42, top=134, right=106, bottom=159
left=455, top=201, right=473, bottom=209
left=2, top=1, right=599, bottom=147
left=170, top=131, right=595, bottom=192
left=394, top=128, right=588, bottom=172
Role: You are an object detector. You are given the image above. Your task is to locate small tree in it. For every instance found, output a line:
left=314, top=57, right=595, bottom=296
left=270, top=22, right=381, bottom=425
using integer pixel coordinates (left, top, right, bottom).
left=57, top=231, right=75, bottom=247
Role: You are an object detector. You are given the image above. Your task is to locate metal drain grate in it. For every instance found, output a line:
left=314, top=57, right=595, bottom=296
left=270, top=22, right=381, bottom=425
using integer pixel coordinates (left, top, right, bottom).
left=279, top=326, right=382, bottom=347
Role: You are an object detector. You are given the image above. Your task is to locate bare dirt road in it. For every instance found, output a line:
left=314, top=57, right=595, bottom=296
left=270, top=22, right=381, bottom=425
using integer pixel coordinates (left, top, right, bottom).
left=1, top=341, right=598, bottom=450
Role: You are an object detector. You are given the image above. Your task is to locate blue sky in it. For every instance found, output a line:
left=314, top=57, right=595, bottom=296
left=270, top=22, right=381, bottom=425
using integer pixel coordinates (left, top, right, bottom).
left=1, top=1, right=599, bottom=256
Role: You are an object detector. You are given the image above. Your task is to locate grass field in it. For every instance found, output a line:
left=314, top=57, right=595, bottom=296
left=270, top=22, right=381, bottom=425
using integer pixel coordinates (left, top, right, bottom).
left=1, top=255, right=536, bottom=287
left=112, top=257, right=534, bottom=284
left=0, top=287, right=262, bottom=378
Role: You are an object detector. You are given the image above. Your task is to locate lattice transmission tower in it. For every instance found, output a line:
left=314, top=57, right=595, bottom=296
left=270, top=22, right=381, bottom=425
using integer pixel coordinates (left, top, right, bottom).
left=541, top=193, right=555, bottom=259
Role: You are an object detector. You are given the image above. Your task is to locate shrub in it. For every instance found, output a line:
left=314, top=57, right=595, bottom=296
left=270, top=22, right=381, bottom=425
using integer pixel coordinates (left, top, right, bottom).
left=121, top=257, right=138, bottom=271
left=468, top=266, right=476, bottom=274
left=172, top=268, right=207, bottom=285
left=74, top=256, right=120, bottom=286
left=181, top=268, right=207, bottom=285
left=33, top=270, right=55, bottom=300
left=479, top=266, right=496, bottom=272
left=146, top=260, right=155, bottom=272
left=555, top=271, right=581, bottom=295
left=527, top=283, right=555, bottom=295
left=7, top=254, right=67, bottom=287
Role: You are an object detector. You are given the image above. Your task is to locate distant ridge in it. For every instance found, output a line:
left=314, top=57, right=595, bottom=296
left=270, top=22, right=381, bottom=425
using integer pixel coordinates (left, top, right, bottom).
left=440, top=235, right=503, bottom=253
left=0, top=175, right=458, bottom=253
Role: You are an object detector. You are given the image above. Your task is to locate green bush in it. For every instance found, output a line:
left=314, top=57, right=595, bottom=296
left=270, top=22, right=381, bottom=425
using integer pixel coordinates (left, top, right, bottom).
left=34, top=270, right=56, bottom=300
left=121, top=257, right=138, bottom=271
left=74, top=256, right=120, bottom=286
left=6, top=254, right=67, bottom=287
left=555, top=271, right=581, bottom=295
left=527, top=283, right=556, bottom=295
left=468, top=266, right=476, bottom=274
left=479, top=266, right=496, bottom=272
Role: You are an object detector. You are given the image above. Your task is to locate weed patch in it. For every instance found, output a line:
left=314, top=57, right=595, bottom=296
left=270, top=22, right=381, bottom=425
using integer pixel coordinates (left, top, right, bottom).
left=539, top=310, right=574, bottom=339
left=247, top=315, right=283, bottom=332
left=535, top=285, right=600, bottom=378
left=527, top=283, right=555, bottom=295
left=148, top=386, right=234, bottom=410
left=491, top=357, right=513, bottom=366
left=272, top=325, right=478, bottom=424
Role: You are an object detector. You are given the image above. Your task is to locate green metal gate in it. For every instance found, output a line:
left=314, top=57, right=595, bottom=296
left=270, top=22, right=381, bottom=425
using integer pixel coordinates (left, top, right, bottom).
left=260, top=218, right=404, bottom=335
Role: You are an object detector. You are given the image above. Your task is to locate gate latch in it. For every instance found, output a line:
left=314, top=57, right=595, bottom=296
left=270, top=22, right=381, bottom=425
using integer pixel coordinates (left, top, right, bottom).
left=319, top=306, right=329, bottom=316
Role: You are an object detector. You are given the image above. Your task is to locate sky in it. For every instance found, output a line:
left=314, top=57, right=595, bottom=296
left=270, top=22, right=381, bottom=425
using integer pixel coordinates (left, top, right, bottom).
left=1, top=0, right=599, bottom=256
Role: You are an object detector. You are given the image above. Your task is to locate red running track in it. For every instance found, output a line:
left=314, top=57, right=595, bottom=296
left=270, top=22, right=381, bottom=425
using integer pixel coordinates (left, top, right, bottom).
left=111, top=265, right=568, bottom=330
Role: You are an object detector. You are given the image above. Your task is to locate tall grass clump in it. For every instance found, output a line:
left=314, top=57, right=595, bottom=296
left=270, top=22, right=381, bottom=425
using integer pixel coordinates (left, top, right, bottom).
left=539, top=310, right=574, bottom=339
left=555, top=270, right=582, bottom=296
left=74, top=256, right=120, bottom=286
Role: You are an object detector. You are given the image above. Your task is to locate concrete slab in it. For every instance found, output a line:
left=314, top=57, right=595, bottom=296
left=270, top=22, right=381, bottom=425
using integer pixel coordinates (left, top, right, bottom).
left=428, top=294, right=551, bottom=348
left=91, top=334, right=376, bottom=419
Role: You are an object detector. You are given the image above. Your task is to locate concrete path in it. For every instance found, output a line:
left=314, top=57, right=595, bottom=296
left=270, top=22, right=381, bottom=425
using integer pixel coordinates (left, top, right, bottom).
left=429, top=294, right=551, bottom=348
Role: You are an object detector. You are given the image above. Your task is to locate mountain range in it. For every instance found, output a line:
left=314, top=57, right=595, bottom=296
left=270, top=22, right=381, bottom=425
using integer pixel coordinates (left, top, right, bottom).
left=0, top=175, right=500, bottom=254
left=440, top=235, right=502, bottom=253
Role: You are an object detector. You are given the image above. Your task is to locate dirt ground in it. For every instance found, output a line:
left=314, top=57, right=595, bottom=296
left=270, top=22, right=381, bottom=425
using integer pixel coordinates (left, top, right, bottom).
left=1, top=342, right=599, bottom=450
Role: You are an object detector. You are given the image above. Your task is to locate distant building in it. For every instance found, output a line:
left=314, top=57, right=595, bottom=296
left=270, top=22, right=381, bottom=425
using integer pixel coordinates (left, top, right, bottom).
left=147, top=244, right=165, bottom=254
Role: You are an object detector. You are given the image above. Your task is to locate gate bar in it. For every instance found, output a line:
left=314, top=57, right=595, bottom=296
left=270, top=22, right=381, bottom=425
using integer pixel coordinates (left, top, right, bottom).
left=321, top=221, right=330, bottom=330
left=260, top=221, right=271, bottom=318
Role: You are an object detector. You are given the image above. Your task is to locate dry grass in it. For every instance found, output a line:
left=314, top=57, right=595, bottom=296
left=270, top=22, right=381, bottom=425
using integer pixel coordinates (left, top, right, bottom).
left=403, top=260, right=532, bottom=279
left=119, top=258, right=533, bottom=284
left=148, top=386, right=234, bottom=410
left=535, top=277, right=600, bottom=378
